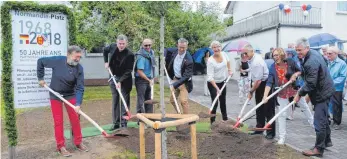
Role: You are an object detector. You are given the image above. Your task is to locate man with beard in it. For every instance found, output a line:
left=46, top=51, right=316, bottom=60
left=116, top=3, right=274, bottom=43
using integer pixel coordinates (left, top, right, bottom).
left=37, top=45, right=88, bottom=157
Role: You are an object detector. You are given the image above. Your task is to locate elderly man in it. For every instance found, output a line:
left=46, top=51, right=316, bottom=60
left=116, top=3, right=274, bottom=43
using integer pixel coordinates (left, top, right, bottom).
left=243, top=44, right=275, bottom=139
left=37, top=46, right=88, bottom=157
left=327, top=46, right=347, bottom=130
left=135, top=39, right=156, bottom=114
left=288, top=43, right=295, bottom=49
left=165, top=38, right=194, bottom=114
left=103, top=34, right=135, bottom=130
left=294, top=38, right=335, bottom=157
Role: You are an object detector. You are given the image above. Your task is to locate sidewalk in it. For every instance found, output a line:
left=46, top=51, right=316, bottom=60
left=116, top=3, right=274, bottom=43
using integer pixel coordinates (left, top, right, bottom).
left=188, top=75, right=347, bottom=159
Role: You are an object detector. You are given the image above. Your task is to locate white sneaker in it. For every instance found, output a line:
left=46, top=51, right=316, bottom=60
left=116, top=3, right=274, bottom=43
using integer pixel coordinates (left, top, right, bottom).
left=277, top=138, right=285, bottom=145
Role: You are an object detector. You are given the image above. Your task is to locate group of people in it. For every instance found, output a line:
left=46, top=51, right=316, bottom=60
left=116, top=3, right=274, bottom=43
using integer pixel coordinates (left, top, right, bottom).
left=238, top=38, right=346, bottom=157
left=37, top=33, right=345, bottom=157
left=37, top=35, right=195, bottom=157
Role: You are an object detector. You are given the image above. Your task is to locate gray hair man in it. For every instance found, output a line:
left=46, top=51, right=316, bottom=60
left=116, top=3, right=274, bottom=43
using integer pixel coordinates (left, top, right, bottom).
left=326, top=46, right=347, bottom=130
left=242, top=44, right=276, bottom=139
left=103, top=34, right=135, bottom=130
left=37, top=45, right=88, bottom=156
left=293, top=37, right=335, bottom=157
left=165, top=38, right=194, bottom=114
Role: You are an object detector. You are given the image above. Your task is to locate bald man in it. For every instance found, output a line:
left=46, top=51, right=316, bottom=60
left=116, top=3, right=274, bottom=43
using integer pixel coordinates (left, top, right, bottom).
left=135, top=39, right=157, bottom=114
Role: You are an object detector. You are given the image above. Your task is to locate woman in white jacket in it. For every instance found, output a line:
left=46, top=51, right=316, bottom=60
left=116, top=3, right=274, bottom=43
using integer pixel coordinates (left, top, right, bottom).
left=207, top=41, right=233, bottom=124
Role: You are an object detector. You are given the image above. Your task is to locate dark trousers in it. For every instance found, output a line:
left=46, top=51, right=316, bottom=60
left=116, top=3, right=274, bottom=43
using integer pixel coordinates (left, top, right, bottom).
left=208, top=81, right=228, bottom=124
left=255, top=81, right=276, bottom=136
left=313, top=99, right=332, bottom=153
left=135, top=77, right=153, bottom=113
left=330, top=91, right=343, bottom=125
left=110, top=80, right=132, bottom=127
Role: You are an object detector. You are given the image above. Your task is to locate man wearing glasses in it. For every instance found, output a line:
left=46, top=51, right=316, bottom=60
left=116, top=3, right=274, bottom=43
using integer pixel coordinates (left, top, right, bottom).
left=242, top=44, right=275, bottom=139
left=134, top=39, right=156, bottom=114
left=293, top=38, right=335, bottom=157
left=165, top=38, right=194, bottom=114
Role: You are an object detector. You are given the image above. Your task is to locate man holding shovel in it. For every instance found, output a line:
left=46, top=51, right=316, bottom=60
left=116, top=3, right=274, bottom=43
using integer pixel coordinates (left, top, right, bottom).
left=103, top=34, right=135, bottom=130
left=293, top=38, right=335, bottom=157
left=242, top=44, right=276, bottom=139
left=165, top=38, right=194, bottom=114
left=37, top=45, right=88, bottom=157
left=135, top=38, right=156, bottom=114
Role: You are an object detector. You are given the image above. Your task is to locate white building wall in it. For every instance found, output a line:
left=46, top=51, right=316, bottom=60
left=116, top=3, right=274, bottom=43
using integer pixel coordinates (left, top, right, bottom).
left=279, top=27, right=323, bottom=48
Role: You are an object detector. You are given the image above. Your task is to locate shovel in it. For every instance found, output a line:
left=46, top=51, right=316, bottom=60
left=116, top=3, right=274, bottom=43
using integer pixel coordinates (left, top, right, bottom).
left=108, top=68, right=136, bottom=120
left=248, top=101, right=296, bottom=131
left=44, top=85, right=119, bottom=138
left=198, top=75, right=232, bottom=118
left=233, top=81, right=292, bottom=128
left=237, top=98, right=251, bottom=122
left=163, top=66, right=181, bottom=114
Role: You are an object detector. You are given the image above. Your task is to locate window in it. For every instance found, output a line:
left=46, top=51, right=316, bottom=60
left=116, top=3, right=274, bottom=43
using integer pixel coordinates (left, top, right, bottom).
left=337, top=1, right=347, bottom=12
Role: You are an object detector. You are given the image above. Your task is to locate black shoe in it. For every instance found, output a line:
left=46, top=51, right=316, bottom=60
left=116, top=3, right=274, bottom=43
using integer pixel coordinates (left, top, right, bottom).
left=326, top=142, right=333, bottom=148
left=265, top=134, right=275, bottom=140
left=110, top=124, right=120, bottom=131
left=249, top=131, right=263, bottom=135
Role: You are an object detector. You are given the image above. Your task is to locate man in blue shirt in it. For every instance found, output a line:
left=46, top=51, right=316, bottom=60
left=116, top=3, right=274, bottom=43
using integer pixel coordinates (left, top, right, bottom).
left=135, top=39, right=156, bottom=114
left=327, top=46, right=347, bottom=130
left=37, top=46, right=88, bottom=157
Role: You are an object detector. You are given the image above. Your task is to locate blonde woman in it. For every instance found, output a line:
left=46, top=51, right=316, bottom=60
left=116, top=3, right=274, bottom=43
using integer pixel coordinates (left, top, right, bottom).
left=207, top=41, right=233, bottom=124
left=263, top=48, right=311, bottom=145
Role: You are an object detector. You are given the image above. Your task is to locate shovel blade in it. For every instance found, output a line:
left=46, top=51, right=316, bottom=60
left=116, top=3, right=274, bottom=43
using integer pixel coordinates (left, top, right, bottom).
left=248, top=127, right=272, bottom=131
left=112, top=128, right=131, bottom=137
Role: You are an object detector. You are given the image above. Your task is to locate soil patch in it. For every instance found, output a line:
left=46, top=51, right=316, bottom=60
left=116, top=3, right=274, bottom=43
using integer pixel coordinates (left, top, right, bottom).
left=2, top=97, right=308, bottom=159
left=117, top=127, right=308, bottom=159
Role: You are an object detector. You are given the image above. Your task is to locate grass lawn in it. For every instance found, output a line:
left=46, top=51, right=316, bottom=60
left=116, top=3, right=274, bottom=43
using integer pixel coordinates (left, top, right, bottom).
left=1, top=84, right=170, bottom=118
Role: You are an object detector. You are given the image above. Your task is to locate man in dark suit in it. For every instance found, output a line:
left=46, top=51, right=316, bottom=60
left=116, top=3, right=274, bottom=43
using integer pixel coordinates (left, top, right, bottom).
left=265, top=47, right=274, bottom=60
left=165, top=38, right=194, bottom=114
left=103, top=34, right=134, bottom=130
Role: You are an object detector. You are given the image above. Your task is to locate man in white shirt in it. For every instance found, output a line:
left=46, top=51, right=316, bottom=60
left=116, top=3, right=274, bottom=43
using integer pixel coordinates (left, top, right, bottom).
left=165, top=38, right=194, bottom=114
left=243, top=44, right=275, bottom=139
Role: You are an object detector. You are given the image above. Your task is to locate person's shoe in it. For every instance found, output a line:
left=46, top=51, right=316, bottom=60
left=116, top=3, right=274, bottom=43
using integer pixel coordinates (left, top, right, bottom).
left=58, top=147, right=72, bottom=157
left=265, top=134, right=275, bottom=140
left=109, top=124, right=120, bottom=131
left=302, top=147, right=323, bottom=157
left=326, top=141, right=333, bottom=148
left=76, top=143, right=89, bottom=152
left=249, top=131, right=263, bottom=135
left=277, top=138, right=285, bottom=145
left=333, top=124, right=342, bottom=130
left=286, top=116, right=294, bottom=120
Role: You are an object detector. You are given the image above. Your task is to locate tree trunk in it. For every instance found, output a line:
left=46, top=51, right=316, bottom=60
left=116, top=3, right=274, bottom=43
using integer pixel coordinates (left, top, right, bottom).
left=159, top=15, right=168, bottom=159
left=9, top=146, right=16, bottom=159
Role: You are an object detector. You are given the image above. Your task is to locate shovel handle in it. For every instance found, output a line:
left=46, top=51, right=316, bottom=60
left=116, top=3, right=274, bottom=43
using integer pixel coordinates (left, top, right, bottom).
left=164, top=66, right=181, bottom=114
left=238, top=81, right=292, bottom=125
left=108, top=68, right=130, bottom=113
left=44, top=85, right=106, bottom=134
left=209, top=75, right=232, bottom=112
left=237, top=98, right=250, bottom=120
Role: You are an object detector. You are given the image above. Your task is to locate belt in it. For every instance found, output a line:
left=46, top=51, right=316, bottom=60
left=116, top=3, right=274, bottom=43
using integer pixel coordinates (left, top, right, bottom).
left=174, top=76, right=181, bottom=80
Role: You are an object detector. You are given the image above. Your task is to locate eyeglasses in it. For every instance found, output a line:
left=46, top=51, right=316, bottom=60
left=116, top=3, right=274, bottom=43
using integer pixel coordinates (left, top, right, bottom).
left=273, top=54, right=279, bottom=57
left=144, top=44, right=151, bottom=47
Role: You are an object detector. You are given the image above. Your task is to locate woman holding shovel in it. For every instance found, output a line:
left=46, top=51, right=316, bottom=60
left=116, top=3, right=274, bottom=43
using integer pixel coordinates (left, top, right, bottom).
left=206, top=41, right=233, bottom=124
left=262, top=48, right=308, bottom=145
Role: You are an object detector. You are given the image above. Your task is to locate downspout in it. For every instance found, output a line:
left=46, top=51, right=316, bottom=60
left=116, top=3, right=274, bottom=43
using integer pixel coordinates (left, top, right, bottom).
left=276, top=23, right=281, bottom=48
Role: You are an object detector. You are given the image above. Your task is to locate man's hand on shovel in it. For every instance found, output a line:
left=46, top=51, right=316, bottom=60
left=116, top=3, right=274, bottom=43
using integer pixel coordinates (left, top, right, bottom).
left=39, top=80, right=46, bottom=87
left=74, top=106, right=81, bottom=114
